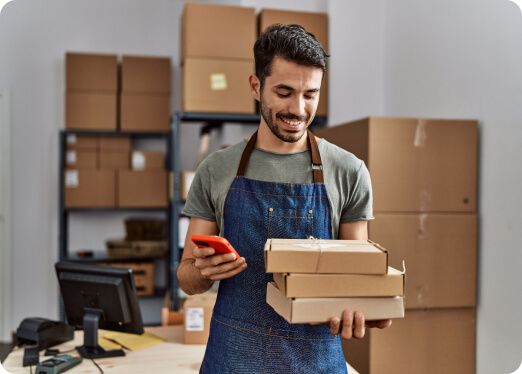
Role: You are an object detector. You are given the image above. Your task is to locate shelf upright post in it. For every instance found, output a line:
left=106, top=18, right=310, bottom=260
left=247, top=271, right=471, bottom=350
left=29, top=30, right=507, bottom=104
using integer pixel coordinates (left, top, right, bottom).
left=170, top=113, right=181, bottom=310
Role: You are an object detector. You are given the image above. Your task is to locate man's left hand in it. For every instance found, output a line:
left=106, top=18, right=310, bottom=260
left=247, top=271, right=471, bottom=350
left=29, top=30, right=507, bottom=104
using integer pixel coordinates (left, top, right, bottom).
left=328, top=309, right=392, bottom=339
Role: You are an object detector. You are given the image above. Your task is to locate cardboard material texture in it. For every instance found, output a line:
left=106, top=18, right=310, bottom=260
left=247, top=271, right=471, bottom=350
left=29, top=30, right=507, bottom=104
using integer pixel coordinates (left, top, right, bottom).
left=117, top=170, right=168, bottom=208
left=66, top=92, right=117, bottom=130
left=99, top=136, right=132, bottom=152
left=259, top=9, right=329, bottom=116
left=131, top=151, right=165, bottom=170
left=120, top=94, right=170, bottom=132
left=99, top=151, right=130, bottom=170
left=182, top=3, right=256, bottom=60
left=121, top=56, right=171, bottom=95
left=65, top=52, right=118, bottom=92
left=182, top=58, right=255, bottom=114
left=183, top=292, right=217, bottom=344
left=344, top=308, right=476, bottom=374
left=64, top=170, right=116, bottom=208
left=272, top=266, right=404, bottom=298
left=314, top=117, right=478, bottom=213
left=370, top=213, right=477, bottom=309
left=266, top=282, right=404, bottom=324
left=65, top=150, right=98, bottom=170
left=264, top=239, right=388, bottom=274
left=180, top=171, right=195, bottom=200
left=65, top=135, right=98, bottom=151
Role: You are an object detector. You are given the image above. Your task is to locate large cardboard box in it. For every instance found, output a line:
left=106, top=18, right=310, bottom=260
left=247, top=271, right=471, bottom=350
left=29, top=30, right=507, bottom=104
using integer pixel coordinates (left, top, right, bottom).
left=121, top=56, right=171, bottom=95
left=272, top=266, right=404, bottom=298
left=65, top=52, right=118, bottom=92
left=120, top=94, right=170, bottom=132
left=99, top=151, right=129, bottom=170
left=99, top=136, right=132, bottom=152
left=65, top=135, right=98, bottom=151
left=117, top=170, right=168, bottom=208
left=182, top=3, right=256, bottom=60
left=182, top=58, right=255, bottom=114
left=66, top=92, right=117, bottom=130
left=315, top=117, right=478, bottom=213
left=64, top=170, right=116, bottom=208
left=131, top=151, right=165, bottom=170
left=183, top=292, right=217, bottom=344
left=65, top=150, right=98, bottom=170
left=344, top=308, right=476, bottom=374
left=267, top=282, right=404, bottom=324
left=264, top=239, right=388, bottom=274
left=369, top=213, right=477, bottom=309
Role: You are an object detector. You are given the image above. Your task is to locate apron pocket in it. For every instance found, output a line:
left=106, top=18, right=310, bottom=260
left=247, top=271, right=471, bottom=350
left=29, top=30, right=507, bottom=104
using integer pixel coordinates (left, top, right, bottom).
left=266, top=207, right=314, bottom=239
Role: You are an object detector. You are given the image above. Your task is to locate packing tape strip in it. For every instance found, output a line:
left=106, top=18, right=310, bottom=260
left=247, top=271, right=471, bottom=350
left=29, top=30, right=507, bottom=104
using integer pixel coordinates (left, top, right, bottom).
left=414, top=119, right=427, bottom=147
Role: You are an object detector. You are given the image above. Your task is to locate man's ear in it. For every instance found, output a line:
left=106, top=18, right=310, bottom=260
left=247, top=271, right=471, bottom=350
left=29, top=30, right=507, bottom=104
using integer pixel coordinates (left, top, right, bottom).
left=249, top=74, right=261, bottom=102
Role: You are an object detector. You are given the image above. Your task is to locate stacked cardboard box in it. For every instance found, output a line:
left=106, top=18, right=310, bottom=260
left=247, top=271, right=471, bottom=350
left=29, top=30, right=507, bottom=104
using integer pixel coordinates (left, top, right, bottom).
left=315, top=117, right=478, bottom=374
left=181, top=3, right=256, bottom=113
left=265, top=239, right=405, bottom=323
left=259, top=9, right=329, bottom=116
left=183, top=292, right=217, bottom=344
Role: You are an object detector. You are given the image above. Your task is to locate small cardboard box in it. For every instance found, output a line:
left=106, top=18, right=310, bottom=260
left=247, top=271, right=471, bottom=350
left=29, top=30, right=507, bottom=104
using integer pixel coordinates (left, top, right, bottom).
left=183, top=292, right=217, bottom=344
left=182, top=3, right=256, bottom=60
left=121, top=55, right=171, bottom=95
left=266, top=282, right=404, bottom=324
left=180, top=171, right=195, bottom=200
left=99, top=136, right=132, bottom=152
left=65, top=150, right=98, bottom=170
left=120, top=94, right=170, bottom=132
left=117, top=170, right=168, bottom=208
left=131, top=151, right=165, bottom=170
left=273, top=266, right=405, bottom=298
left=64, top=170, right=116, bottom=208
left=65, top=92, right=117, bottom=130
left=65, top=135, right=98, bottom=151
left=264, top=239, right=388, bottom=274
left=182, top=58, right=255, bottom=114
left=99, top=151, right=130, bottom=170
left=65, top=52, right=118, bottom=92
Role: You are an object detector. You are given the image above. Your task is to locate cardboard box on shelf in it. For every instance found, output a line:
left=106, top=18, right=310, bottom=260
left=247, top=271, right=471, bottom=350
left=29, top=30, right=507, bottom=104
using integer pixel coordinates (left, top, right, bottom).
left=99, top=136, right=132, bottom=152
left=65, top=52, right=118, bottom=92
left=264, top=239, right=388, bottom=274
left=266, top=282, right=404, bottom=324
left=109, top=262, right=155, bottom=296
left=182, top=3, right=256, bottom=60
left=182, top=58, right=255, bottom=114
left=180, top=171, right=195, bottom=200
left=121, top=55, right=171, bottom=95
left=65, top=150, right=98, bottom=170
left=65, top=135, right=98, bottom=151
left=183, top=292, right=217, bottom=344
left=99, top=151, right=130, bottom=170
left=64, top=169, right=115, bottom=208
left=272, top=266, right=404, bottom=298
left=131, top=151, right=165, bottom=170
left=65, top=92, right=117, bottom=130
left=117, top=170, right=168, bottom=208
left=120, top=94, right=170, bottom=132
left=369, top=213, right=477, bottom=309
left=344, top=308, right=476, bottom=374
left=314, top=117, right=478, bottom=213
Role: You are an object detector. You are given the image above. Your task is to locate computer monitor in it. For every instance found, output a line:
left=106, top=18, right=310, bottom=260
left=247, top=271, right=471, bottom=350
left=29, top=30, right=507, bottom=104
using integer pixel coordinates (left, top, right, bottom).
left=55, top=261, right=144, bottom=359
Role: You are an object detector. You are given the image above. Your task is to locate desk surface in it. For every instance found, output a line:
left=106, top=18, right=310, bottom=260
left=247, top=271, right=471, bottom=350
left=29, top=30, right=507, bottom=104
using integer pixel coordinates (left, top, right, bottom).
left=2, top=326, right=359, bottom=373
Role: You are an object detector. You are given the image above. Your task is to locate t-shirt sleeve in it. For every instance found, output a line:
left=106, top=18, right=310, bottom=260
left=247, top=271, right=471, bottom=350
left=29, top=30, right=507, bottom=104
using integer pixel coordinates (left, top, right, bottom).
left=340, top=161, right=374, bottom=222
left=181, top=159, right=216, bottom=222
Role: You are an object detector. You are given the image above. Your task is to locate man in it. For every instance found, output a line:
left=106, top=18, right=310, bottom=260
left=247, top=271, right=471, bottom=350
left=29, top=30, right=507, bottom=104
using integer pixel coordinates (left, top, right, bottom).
left=177, top=24, right=391, bottom=373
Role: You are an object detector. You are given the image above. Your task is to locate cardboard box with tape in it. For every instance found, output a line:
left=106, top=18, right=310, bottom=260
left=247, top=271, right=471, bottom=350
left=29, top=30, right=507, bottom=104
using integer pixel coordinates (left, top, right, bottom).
left=117, top=170, right=168, bottom=208
left=183, top=292, right=217, bottom=344
left=131, top=151, right=165, bottom=170
left=64, top=169, right=116, bottom=208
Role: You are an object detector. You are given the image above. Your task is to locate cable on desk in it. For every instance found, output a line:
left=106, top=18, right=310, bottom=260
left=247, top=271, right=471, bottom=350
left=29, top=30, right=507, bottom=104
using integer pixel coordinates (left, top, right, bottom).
left=90, top=357, right=104, bottom=374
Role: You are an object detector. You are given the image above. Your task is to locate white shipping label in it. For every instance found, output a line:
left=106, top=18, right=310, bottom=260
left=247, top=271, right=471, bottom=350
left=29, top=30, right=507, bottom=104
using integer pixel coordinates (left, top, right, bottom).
left=178, top=217, right=190, bottom=248
left=295, top=243, right=345, bottom=250
left=66, top=150, right=77, bottom=165
left=210, top=73, right=227, bottom=91
left=185, top=172, right=195, bottom=191
left=65, top=170, right=79, bottom=188
left=66, top=134, right=77, bottom=145
left=132, top=151, right=146, bottom=170
left=185, top=307, right=205, bottom=332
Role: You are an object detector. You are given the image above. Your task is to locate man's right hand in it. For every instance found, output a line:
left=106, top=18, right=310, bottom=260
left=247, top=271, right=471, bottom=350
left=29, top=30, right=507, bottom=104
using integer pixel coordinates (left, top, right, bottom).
left=192, top=246, right=247, bottom=281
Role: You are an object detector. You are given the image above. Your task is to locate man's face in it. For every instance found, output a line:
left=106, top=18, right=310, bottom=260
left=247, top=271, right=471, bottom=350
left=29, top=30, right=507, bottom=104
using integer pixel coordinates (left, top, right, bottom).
left=256, top=56, right=323, bottom=143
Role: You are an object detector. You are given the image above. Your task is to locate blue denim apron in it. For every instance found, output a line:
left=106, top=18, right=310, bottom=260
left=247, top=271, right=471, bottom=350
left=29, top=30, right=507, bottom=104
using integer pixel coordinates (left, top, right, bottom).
left=200, top=130, right=347, bottom=374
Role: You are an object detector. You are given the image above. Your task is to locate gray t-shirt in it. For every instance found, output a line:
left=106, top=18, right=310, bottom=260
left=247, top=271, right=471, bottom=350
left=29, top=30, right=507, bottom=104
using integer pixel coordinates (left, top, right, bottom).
left=182, top=138, right=374, bottom=239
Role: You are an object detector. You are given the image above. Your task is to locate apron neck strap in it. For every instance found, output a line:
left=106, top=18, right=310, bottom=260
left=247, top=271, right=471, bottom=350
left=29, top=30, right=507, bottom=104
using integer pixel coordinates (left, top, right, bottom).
left=236, top=129, right=324, bottom=184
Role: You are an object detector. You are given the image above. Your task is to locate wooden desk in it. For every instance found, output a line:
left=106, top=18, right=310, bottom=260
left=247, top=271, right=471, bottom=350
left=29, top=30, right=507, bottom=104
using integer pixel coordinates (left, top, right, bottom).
left=2, top=326, right=359, bottom=373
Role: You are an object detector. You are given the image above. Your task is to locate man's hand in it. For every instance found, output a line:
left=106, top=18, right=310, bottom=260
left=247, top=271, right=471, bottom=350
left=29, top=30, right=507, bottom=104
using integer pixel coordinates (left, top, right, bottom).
left=193, top=246, right=247, bottom=281
left=328, top=309, right=392, bottom=339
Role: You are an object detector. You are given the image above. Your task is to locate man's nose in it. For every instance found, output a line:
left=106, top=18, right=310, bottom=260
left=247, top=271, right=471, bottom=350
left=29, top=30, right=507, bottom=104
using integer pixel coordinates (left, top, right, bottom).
left=288, top=96, right=306, bottom=117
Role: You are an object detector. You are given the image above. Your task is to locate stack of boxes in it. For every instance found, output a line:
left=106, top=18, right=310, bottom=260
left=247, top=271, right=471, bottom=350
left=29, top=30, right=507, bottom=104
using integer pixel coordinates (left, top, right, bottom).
left=265, top=239, right=405, bottom=323
left=316, top=117, right=478, bottom=374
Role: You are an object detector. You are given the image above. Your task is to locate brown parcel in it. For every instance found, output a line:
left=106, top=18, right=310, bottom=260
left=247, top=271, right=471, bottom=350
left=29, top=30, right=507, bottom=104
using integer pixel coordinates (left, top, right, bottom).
left=131, top=151, right=165, bottom=170
left=65, top=150, right=97, bottom=170
left=272, top=266, right=404, bottom=298
left=65, top=52, right=118, bottom=92
left=120, top=94, right=170, bottom=132
left=182, top=58, right=255, bottom=114
left=99, top=151, right=130, bottom=170
left=66, top=92, right=117, bottom=130
left=184, top=293, right=217, bottom=344
left=370, top=213, right=477, bottom=309
left=64, top=170, right=115, bottom=208
left=65, top=135, right=98, bottom=151
left=266, top=282, right=404, bottom=324
left=314, top=117, right=478, bottom=213
left=344, top=308, right=476, bottom=374
left=121, top=55, right=171, bottom=95
left=117, top=170, right=168, bottom=208
left=264, top=239, right=388, bottom=274
left=182, top=3, right=256, bottom=60
left=98, top=137, right=132, bottom=152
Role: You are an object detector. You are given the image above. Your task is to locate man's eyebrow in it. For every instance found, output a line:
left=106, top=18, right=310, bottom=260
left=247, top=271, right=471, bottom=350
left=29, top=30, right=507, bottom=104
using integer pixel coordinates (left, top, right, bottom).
left=273, top=84, right=294, bottom=91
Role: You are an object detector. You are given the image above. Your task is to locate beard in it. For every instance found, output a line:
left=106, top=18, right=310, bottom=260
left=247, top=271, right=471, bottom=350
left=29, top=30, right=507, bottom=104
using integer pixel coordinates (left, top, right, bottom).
left=259, top=94, right=312, bottom=143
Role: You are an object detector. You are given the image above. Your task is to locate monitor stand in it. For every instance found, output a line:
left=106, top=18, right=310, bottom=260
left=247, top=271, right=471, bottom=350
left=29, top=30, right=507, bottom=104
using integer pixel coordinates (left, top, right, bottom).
left=76, top=308, right=125, bottom=359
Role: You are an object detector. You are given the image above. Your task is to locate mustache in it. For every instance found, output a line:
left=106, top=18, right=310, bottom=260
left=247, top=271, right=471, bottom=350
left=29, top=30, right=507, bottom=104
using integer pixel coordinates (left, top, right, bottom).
left=276, top=113, right=308, bottom=122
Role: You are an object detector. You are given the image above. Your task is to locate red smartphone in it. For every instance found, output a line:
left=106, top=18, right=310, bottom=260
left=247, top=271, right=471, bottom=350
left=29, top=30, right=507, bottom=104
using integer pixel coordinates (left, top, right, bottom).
left=191, top=235, right=240, bottom=259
